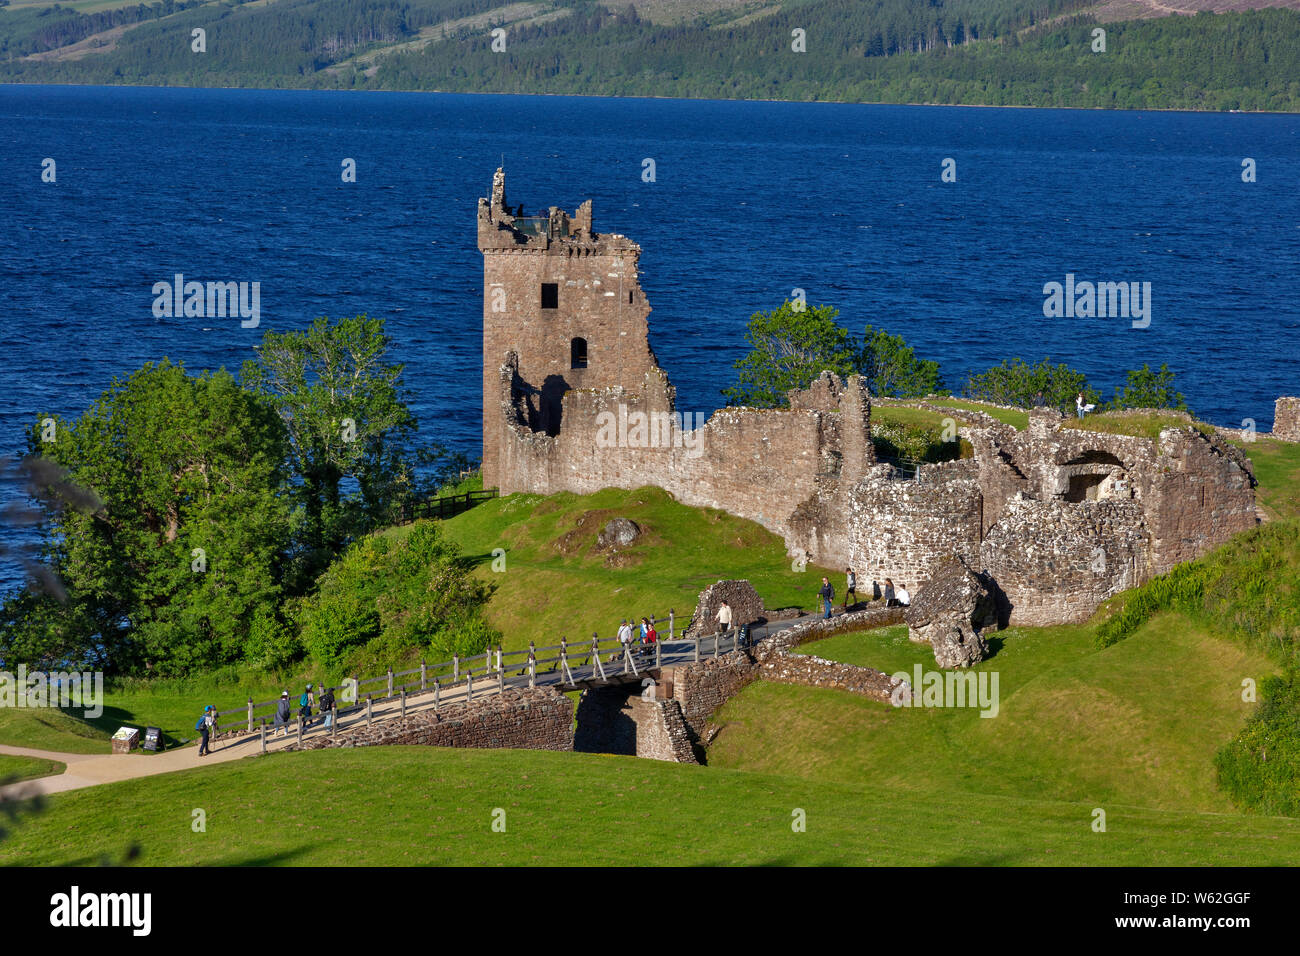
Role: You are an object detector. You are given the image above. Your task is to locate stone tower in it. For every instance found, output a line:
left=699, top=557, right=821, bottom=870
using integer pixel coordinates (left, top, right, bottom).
left=478, top=169, right=657, bottom=488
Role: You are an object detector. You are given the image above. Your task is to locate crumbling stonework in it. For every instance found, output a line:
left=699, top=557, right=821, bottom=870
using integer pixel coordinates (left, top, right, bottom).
left=758, top=651, right=902, bottom=702
left=633, top=697, right=698, bottom=764
left=290, top=688, right=572, bottom=752
left=1274, top=397, right=1300, bottom=442
left=905, top=557, right=999, bottom=668
left=479, top=171, right=1260, bottom=628
left=685, top=579, right=765, bottom=637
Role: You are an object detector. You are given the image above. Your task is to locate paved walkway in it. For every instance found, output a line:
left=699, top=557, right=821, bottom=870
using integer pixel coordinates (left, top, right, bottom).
left=0, top=606, right=865, bottom=802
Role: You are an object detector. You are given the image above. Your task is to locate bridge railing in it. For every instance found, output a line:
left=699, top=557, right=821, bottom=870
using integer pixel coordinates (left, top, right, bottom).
left=213, top=610, right=758, bottom=746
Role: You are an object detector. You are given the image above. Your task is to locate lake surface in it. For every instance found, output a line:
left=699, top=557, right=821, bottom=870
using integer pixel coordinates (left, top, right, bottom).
left=2, top=84, right=1298, bottom=594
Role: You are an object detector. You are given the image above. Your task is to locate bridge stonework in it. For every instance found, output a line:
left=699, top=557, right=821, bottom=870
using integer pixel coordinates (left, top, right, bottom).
left=290, top=688, right=573, bottom=753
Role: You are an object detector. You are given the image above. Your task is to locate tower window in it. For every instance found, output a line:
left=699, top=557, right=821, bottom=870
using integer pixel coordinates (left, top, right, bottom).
left=570, top=337, right=588, bottom=369
left=541, top=283, right=559, bottom=310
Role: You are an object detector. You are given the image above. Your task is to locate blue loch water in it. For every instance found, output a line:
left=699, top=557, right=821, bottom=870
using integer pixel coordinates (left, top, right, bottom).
left=1, top=84, right=1298, bottom=594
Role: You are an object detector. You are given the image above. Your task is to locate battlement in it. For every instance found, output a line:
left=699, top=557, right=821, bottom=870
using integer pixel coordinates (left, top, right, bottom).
left=477, top=167, right=637, bottom=254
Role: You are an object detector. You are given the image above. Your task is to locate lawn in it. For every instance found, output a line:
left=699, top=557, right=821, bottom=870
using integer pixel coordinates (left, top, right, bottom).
left=1061, top=410, right=1214, bottom=441
left=1238, top=434, right=1300, bottom=521
left=3, top=743, right=1298, bottom=867
left=923, top=397, right=1030, bottom=430
left=0, top=707, right=109, bottom=755
left=714, top=613, right=1274, bottom=815
left=0, top=754, right=64, bottom=784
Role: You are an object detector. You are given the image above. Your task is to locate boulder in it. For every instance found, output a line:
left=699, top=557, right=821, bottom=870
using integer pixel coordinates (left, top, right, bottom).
left=596, top=517, right=641, bottom=550
left=686, top=580, right=765, bottom=636
left=904, top=557, right=1000, bottom=668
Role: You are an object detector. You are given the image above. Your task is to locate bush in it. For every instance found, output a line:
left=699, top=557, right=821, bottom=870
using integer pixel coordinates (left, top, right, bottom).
left=299, top=522, right=499, bottom=676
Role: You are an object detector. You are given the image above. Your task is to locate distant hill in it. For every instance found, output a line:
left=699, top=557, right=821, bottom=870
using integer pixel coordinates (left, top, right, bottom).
left=0, top=0, right=1297, bottom=110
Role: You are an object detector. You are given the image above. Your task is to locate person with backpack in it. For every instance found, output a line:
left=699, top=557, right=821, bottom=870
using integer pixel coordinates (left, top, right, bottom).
left=299, top=684, right=315, bottom=729
left=319, top=685, right=336, bottom=730
left=203, top=704, right=218, bottom=745
left=274, top=691, right=292, bottom=737
left=195, top=707, right=212, bottom=757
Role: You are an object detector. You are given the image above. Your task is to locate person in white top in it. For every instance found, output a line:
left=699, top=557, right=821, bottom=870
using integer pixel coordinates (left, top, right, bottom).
left=896, top=584, right=911, bottom=607
left=614, top=620, right=633, bottom=661
left=715, top=601, right=733, bottom=633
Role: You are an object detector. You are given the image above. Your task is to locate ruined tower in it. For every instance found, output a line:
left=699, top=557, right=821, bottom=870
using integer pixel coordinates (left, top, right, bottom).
left=478, top=169, right=657, bottom=489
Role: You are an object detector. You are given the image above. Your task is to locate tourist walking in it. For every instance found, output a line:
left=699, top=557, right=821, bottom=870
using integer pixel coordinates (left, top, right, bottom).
left=195, top=706, right=213, bottom=757
left=817, top=577, right=834, bottom=619
left=274, top=692, right=291, bottom=737
left=1076, top=392, right=1086, bottom=418
left=616, top=619, right=633, bottom=661
left=844, top=568, right=857, bottom=610
left=299, top=684, right=315, bottom=729
left=884, top=578, right=897, bottom=607
left=204, top=703, right=218, bottom=744
left=715, top=600, right=733, bottom=635
left=319, top=685, right=336, bottom=730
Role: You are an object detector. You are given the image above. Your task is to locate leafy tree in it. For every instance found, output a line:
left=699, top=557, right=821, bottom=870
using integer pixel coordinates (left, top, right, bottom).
left=1, top=361, right=292, bottom=674
left=857, top=325, right=942, bottom=398
left=963, top=356, right=1100, bottom=411
left=1107, top=363, right=1189, bottom=413
left=723, top=301, right=857, bottom=408
left=299, top=521, right=498, bottom=674
left=241, top=315, right=420, bottom=581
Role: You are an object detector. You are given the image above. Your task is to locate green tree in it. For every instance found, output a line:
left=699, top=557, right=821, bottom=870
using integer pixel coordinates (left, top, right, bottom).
left=241, top=315, right=419, bottom=580
left=857, top=325, right=942, bottom=398
left=723, top=301, right=857, bottom=408
left=299, top=521, right=499, bottom=674
left=1, top=361, right=291, bottom=674
left=1107, top=363, right=1189, bottom=413
left=963, top=356, right=1100, bottom=411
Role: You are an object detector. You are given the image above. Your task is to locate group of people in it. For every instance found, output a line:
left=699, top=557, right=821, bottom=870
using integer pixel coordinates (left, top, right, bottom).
left=197, top=682, right=339, bottom=755
left=1031, top=390, right=1094, bottom=419
left=616, top=616, right=660, bottom=658
left=817, top=568, right=910, bottom=619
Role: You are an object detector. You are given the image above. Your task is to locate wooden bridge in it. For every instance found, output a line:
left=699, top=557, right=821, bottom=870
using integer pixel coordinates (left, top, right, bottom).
left=211, top=612, right=794, bottom=754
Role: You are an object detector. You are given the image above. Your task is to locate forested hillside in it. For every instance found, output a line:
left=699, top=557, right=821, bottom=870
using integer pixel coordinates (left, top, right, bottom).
left=0, top=0, right=1296, bottom=111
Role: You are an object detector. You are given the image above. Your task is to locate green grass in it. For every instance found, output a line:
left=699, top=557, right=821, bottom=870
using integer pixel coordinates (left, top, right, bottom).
left=924, top=397, right=1030, bottom=430
left=1061, top=410, right=1214, bottom=441
left=871, top=404, right=965, bottom=431
left=1239, top=435, right=1300, bottom=521
left=407, top=486, right=837, bottom=653
left=717, top=613, right=1275, bottom=815
left=0, top=753, right=65, bottom=783
left=0, top=707, right=110, bottom=755
left=3, top=743, right=1298, bottom=867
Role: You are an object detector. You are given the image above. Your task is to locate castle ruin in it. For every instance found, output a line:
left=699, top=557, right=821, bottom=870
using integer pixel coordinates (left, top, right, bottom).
left=478, top=170, right=1259, bottom=626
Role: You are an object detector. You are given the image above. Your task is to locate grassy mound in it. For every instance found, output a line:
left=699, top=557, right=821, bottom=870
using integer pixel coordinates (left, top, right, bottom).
left=3, top=745, right=1298, bottom=867
left=421, top=486, right=838, bottom=652
left=0, top=707, right=110, bottom=755
left=713, top=614, right=1271, bottom=815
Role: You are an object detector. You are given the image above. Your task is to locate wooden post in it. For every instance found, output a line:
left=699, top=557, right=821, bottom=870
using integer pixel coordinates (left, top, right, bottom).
left=694, top=633, right=700, bottom=663
left=386, top=668, right=394, bottom=699
left=467, top=670, right=474, bottom=702
left=420, top=659, right=427, bottom=691
left=401, top=688, right=407, bottom=718
left=330, top=704, right=337, bottom=737
left=655, top=634, right=661, bottom=668
left=669, top=609, right=675, bottom=641
left=453, top=653, right=460, bottom=683
left=297, top=715, right=303, bottom=746
left=528, top=642, right=536, bottom=689
left=495, top=645, right=502, bottom=673
left=366, top=695, right=373, bottom=727
left=260, top=718, right=266, bottom=754
left=434, top=678, right=440, bottom=710
left=246, top=697, right=254, bottom=733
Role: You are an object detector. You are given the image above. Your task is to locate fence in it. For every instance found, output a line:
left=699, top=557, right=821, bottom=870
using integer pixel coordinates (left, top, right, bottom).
left=213, top=610, right=756, bottom=751
left=397, top=488, right=498, bottom=524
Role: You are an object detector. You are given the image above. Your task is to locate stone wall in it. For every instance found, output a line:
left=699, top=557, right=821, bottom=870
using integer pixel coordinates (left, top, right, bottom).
left=632, top=697, right=698, bottom=763
left=290, top=688, right=573, bottom=752
left=685, top=579, right=765, bottom=637
left=1274, top=397, right=1300, bottom=442
left=757, top=651, right=902, bottom=703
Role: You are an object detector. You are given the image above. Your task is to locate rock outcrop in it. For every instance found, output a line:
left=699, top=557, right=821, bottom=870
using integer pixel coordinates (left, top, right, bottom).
left=685, top=579, right=765, bottom=636
left=904, top=557, right=999, bottom=668
left=596, top=517, right=642, bottom=549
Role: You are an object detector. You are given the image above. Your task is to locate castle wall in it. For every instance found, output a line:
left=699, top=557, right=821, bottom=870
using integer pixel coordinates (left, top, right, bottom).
left=1274, top=397, right=1300, bottom=442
